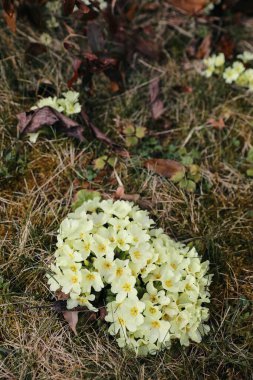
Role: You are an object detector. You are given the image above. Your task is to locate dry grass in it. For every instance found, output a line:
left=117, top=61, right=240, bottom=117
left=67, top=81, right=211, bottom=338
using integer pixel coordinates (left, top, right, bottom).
left=0, top=9, right=253, bottom=380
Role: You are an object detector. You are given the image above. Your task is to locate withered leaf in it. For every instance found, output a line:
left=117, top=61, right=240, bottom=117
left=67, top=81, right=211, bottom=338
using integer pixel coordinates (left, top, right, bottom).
left=195, top=34, right=212, bottom=59
left=81, top=110, right=119, bottom=148
left=17, top=106, right=84, bottom=141
left=75, top=0, right=91, bottom=13
left=207, top=117, right=226, bottom=130
left=217, top=33, right=235, bottom=59
left=169, top=0, right=209, bottom=14
left=25, top=43, right=47, bottom=61
left=135, top=37, right=161, bottom=60
left=145, top=158, right=185, bottom=181
left=3, top=0, right=16, bottom=32
left=114, top=186, right=140, bottom=202
left=3, top=0, right=15, bottom=15
left=63, top=311, right=79, bottom=335
left=63, top=0, right=76, bottom=16
left=99, top=306, right=107, bottom=321
left=149, top=78, right=165, bottom=120
left=87, top=21, right=105, bottom=54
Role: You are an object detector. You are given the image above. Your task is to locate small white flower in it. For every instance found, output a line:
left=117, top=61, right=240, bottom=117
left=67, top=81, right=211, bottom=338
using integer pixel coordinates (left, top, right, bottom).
left=111, top=275, right=137, bottom=302
left=223, top=66, right=239, bottom=83
left=237, top=51, right=253, bottom=63
left=81, top=269, right=104, bottom=293
left=67, top=293, right=97, bottom=311
left=40, top=33, right=52, bottom=46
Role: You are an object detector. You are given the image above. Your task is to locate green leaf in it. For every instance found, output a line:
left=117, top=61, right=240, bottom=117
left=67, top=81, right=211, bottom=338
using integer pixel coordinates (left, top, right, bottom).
left=93, top=155, right=107, bottom=170
left=72, top=189, right=101, bottom=211
left=246, top=148, right=253, bottom=163
left=124, top=124, right=135, bottom=136
left=179, top=179, right=196, bottom=192
left=246, top=168, right=253, bottom=177
left=181, top=155, right=193, bottom=166
left=136, top=126, right=146, bottom=139
left=126, top=136, right=138, bottom=147
left=107, top=156, right=117, bottom=167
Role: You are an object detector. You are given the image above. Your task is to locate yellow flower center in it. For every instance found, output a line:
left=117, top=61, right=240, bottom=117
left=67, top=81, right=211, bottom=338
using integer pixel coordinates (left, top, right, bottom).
left=150, top=295, right=158, bottom=303
left=133, top=237, right=139, bottom=243
left=117, top=238, right=125, bottom=246
left=98, top=244, right=106, bottom=253
left=133, top=251, right=141, bottom=260
left=71, top=275, right=78, bottom=284
left=116, top=268, right=123, bottom=277
left=84, top=242, right=91, bottom=251
left=171, top=263, right=177, bottom=270
left=70, top=265, right=77, bottom=272
left=185, top=284, right=192, bottom=291
left=86, top=273, right=95, bottom=281
left=165, top=280, right=173, bottom=288
left=151, top=321, right=160, bottom=329
left=118, top=317, right=125, bottom=326
left=122, top=282, right=131, bottom=292
left=149, top=307, right=157, bottom=315
left=78, top=297, right=88, bottom=305
left=80, top=232, right=85, bottom=239
left=103, top=262, right=112, bottom=270
left=130, top=307, right=139, bottom=317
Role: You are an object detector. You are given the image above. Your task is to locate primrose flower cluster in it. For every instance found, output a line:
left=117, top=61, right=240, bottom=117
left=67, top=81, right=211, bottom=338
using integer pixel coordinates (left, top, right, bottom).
left=202, top=51, right=253, bottom=91
left=47, top=198, right=212, bottom=356
left=32, top=91, right=81, bottom=116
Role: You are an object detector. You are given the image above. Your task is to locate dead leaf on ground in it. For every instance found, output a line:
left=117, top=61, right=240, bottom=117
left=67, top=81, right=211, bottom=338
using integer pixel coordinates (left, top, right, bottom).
left=207, top=117, right=226, bottom=129
left=3, top=0, right=16, bottom=32
left=81, top=110, right=119, bottom=148
left=63, top=0, right=76, bottom=15
left=149, top=78, right=165, bottom=120
left=99, top=306, right=107, bottom=321
left=55, top=291, right=69, bottom=301
left=195, top=34, right=212, bottom=59
left=63, top=311, right=79, bottom=335
left=169, top=0, right=209, bottom=14
left=17, top=106, right=85, bottom=141
left=145, top=158, right=186, bottom=181
left=114, top=186, right=140, bottom=202
left=217, top=33, right=235, bottom=59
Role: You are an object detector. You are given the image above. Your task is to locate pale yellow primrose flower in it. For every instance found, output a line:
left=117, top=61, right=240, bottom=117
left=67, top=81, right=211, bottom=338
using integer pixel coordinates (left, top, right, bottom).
left=237, top=51, right=253, bottom=63
left=203, top=53, right=225, bottom=78
left=47, top=198, right=212, bottom=355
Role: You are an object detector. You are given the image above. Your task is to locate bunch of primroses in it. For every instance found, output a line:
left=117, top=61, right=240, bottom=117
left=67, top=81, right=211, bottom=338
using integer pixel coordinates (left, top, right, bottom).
left=202, top=51, right=253, bottom=91
left=31, top=91, right=81, bottom=116
left=28, top=91, right=81, bottom=143
left=47, top=197, right=212, bottom=356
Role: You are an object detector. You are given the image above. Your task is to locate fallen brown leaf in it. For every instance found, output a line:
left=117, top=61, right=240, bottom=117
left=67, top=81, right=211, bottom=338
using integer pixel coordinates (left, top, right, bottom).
left=149, top=78, right=165, bottom=120
left=63, top=311, right=79, bottom=335
left=3, top=0, right=16, bottom=32
left=81, top=110, right=120, bottom=148
left=63, top=0, right=76, bottom=16
left=99, top=306, right=107, bottom=321
left=195, top=34, right=212, bottom=59
left=144, top=158, right=185, bottom=180
left=17, top=106, right=84, bottom=141
left=169, top=0, right=209, bottom=14
left=114, top=186, right=140, bottom=202
left=217, top=33, right=235, bottom=59
left=207, top=117, right=226, bottom=129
